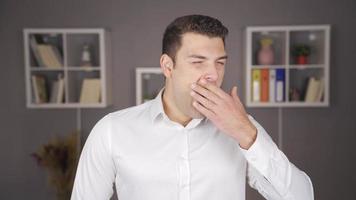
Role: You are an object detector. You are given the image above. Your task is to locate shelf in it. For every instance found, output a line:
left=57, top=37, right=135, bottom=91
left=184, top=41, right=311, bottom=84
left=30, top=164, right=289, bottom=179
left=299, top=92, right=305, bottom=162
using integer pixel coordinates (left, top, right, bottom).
left=289, top=64, right=325, bottom=69
left=251, top=65, right=286, bottom=69
left=245, top=25, right=330, bottom=107
left=24, top=28, right=111, bottom=108
left=135, top=67, right=164, bottom=105
left=27, top=103, right=107, bottom=109
left=247, top=101, right=329, bottom=108
left=251, top=64, right=325, bottom=69
left=30, top=67, right=64, bottom=71
left=67, top=67, right=101, bottom=71
left=30, top=66, right=101, bottom=71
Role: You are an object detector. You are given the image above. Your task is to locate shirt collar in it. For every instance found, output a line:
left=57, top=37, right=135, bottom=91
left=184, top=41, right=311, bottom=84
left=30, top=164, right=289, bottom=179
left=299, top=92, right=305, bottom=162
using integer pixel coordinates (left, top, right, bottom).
left=149, top=88, right=166, bottom=123
left=149, top=88, right=207, bottom=129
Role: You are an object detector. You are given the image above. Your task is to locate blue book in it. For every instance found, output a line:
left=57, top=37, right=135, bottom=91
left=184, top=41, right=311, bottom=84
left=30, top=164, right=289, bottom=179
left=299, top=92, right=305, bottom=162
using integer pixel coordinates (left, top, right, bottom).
left=275, top=69, right=285, bottom=102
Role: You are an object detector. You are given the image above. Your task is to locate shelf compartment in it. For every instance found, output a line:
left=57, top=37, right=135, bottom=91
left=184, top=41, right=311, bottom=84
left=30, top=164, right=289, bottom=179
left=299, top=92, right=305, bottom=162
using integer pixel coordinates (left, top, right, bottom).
left=29, top=33, right=64, bottom=68
left=141, top=73, right=164, bottom=102
left=289, top=68, right=325, bottom=103
left=289, top=30, right=326, bottom=65
left=135, top=68, right=164, bottom=105
left=251, top=31, right=286, bottom=65
left=67, top=71, right=101, bottom=104
left=250, top=68, right=287, bottom=104
left=30, top=71, right=65, bottom=104
left=66, top=33, right=100, bottom=67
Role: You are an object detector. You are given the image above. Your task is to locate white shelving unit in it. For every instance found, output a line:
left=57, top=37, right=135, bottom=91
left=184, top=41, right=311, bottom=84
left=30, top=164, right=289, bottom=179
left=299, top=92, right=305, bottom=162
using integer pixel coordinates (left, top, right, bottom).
left=135, top=67, right=163, bottom=105
left=23, top=28, right=111, bottom=108
left=245, top=25, right=330, bottom=107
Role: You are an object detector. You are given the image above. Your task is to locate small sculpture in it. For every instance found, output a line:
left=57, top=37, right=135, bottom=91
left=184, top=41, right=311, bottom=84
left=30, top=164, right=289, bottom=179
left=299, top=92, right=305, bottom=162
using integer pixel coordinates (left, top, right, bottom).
left=80, top=43, right=92, bottom=67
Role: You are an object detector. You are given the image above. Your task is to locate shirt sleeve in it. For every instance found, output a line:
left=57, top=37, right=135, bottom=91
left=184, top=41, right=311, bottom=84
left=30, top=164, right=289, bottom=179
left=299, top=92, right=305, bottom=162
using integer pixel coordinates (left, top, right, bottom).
left=71, top=114, right=116, bottom=200
left=239, top=115, right=314, bottom=200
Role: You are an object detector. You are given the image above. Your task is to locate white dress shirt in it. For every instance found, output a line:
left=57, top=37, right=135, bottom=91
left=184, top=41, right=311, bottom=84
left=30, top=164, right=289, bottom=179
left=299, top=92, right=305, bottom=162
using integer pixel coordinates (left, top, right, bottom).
left=71, top=90, right=314, bottom=200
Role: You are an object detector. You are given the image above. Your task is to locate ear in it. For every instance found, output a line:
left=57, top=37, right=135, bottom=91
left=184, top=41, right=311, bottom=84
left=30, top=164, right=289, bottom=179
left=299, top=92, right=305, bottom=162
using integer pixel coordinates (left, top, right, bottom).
left=160, top=54, right=174, bottom=78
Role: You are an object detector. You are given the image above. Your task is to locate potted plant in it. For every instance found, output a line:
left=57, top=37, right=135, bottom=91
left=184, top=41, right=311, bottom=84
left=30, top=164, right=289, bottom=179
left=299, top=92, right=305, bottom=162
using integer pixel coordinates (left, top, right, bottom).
left=292, top=44, right=311, bottom=65
left=31, top=131, right=80, bottom=200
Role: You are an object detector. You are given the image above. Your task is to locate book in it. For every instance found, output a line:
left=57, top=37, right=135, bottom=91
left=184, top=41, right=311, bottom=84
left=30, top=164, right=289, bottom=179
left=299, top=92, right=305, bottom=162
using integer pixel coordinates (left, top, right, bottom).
left=56, top=78, right=64, bottom=103
left=251, top=69, right=261, bottom=102
left=269, top=69, right=276, bottom=102
left=315, top=77, right=325, bottom=102
left=50, top=75, right=64, bottom=103
left=48, top=45, right=63, bottom=68
left=31, top=75, right=40, bottom=103
left=37, top=45, right=53, bottom=68
left=31, top=75, right=48, bottom=103
left=79, top=78, right=101, bottom=103
left=276, top=69, right=285, bottom=102
left=36, top=44, right=62, bottom=68
left=29, top=35, right=45, bottom=67
left=53, top=45, right=63, bottom=66
left=261, top=69, right=269, bottom=102
left=50, top=81, right=58, bottom=103
left=305, top=77, right=321, bottom=102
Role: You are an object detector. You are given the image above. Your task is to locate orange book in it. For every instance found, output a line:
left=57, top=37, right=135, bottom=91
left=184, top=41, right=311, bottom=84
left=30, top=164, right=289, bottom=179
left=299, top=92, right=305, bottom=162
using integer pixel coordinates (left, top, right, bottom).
left=261, top=69, right=269, bottom=102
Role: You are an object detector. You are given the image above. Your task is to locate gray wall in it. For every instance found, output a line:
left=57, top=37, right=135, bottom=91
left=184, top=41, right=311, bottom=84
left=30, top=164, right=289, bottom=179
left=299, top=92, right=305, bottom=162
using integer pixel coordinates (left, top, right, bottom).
left=1, top=0, right=355, bottom=199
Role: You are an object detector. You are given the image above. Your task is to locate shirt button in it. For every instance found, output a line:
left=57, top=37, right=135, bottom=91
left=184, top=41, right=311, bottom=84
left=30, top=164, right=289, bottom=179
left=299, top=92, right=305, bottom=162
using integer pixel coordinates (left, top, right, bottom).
left=180, top=155, right=188, bottom=160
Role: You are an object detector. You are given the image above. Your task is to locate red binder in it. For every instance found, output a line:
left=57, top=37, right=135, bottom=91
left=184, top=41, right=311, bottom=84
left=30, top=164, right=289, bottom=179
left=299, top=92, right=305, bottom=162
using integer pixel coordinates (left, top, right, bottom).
left=261, top=69, right=269, bottom=102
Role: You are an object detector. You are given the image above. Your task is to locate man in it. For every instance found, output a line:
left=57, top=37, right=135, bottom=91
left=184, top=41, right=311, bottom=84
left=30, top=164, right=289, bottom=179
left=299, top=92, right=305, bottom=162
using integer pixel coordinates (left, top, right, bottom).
left=71, top=15, right=314, bottom=200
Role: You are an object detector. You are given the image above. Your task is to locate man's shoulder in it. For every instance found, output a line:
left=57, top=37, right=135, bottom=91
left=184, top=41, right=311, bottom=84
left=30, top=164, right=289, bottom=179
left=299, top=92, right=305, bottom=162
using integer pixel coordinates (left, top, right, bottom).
left=108, top=100, right=153, bottom=122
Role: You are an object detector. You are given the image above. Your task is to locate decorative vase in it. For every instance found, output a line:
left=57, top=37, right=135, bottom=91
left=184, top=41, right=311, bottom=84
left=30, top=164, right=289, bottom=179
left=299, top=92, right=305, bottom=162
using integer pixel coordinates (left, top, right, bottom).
left=257, top=38, right=274, bottom=65
left=297, top=55, right=308, bottom=65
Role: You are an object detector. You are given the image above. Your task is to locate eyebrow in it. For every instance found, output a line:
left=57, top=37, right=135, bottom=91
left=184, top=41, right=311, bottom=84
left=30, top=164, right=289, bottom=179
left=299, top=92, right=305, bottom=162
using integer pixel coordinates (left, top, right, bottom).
left=217, top=55, right=228, bottom=60
left=187, top=54, right=228, bottom=60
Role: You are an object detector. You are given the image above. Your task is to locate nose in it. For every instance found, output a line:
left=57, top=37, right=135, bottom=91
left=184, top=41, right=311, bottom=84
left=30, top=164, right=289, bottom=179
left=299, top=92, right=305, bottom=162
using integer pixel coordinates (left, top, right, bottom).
left=204, top=63, right=219, bottom=83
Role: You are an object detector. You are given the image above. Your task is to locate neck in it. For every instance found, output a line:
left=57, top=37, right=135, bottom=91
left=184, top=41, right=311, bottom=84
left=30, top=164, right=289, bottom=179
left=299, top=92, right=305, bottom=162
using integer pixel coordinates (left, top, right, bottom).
left=162, top=89, right=192, bottom=127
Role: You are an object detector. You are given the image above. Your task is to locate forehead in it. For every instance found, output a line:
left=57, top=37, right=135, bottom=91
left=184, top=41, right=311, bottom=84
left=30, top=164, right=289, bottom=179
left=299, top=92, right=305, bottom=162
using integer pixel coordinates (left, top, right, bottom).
left=178, top=32, right=226, bottom=57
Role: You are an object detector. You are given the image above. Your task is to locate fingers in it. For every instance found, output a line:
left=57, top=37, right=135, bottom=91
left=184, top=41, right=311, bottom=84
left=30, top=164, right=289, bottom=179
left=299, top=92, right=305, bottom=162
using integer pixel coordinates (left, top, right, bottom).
left=198, top=79, right=228, bottom=99
left=230, top=86, right=246, bottom=113
left=190, top=90, right=217, bottom=111
left=191, top=83, right=221, bottom=105
left=192, top=101, right=215, bottom=119
left=231, top=86, right=244, bottom=104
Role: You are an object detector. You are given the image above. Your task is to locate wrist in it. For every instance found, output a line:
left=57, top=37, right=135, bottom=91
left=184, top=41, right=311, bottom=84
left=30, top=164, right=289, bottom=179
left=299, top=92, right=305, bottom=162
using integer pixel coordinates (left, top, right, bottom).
left=238, top=126, right=257, bottom=150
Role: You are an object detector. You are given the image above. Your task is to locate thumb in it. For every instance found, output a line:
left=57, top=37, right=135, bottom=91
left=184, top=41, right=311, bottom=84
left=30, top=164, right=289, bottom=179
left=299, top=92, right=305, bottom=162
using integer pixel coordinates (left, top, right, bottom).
left=231, top=86, right=239, bottom=101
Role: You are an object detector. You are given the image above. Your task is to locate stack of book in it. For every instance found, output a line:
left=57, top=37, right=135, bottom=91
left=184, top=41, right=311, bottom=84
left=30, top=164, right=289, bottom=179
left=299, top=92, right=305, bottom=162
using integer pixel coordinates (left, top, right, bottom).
left=79, top=78, right=101, bottom=103
left=31, top=74, right=65, bottom=104
left=251, top=69, right=324, bottom=103
left=30, top=35, right=63, bottom=68
left=31, top=75, right=48, bottom=103
left=251, top=68, right=285, bottom=103
left=304, top=76, right=324, bottom=102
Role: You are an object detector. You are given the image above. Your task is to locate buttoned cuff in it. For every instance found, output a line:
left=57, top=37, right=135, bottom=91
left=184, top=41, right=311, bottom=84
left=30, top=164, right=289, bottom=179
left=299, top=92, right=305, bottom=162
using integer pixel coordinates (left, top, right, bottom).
left=238, top=115, right=277, bottom=177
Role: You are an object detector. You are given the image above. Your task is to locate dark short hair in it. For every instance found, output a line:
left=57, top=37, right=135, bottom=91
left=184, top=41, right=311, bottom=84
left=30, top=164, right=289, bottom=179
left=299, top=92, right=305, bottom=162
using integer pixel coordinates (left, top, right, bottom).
left=162, top=15, right=229, bottom=62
